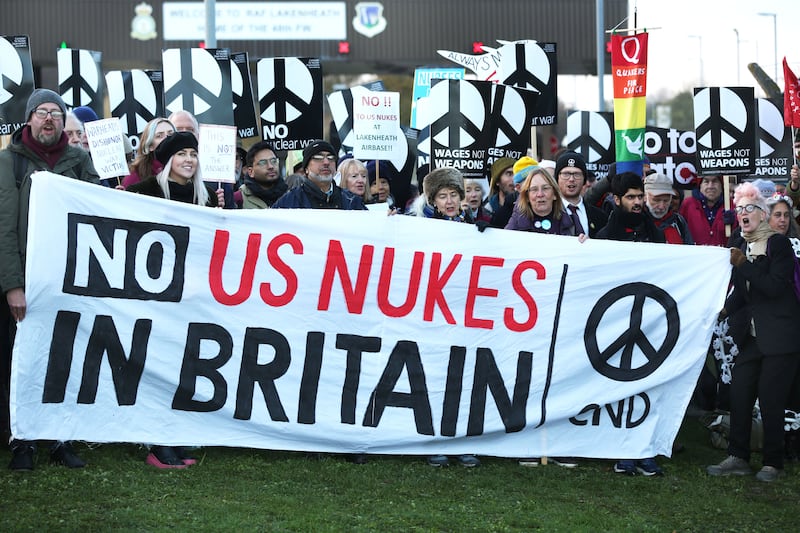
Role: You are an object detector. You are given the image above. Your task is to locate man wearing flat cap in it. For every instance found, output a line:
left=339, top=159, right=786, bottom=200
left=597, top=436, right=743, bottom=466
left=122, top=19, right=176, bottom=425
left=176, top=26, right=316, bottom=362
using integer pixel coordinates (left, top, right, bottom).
left=644, top=173, right=693, bottom=245
left=272, top=139, right=365, bottom=210
left=0, top=88, right=100, bottom=471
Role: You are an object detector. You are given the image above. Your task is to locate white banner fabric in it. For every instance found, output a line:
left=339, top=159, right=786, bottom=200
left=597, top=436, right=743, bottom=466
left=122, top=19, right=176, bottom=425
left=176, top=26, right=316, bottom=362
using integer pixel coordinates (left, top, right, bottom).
left=12, top=172, right=731, bottom=458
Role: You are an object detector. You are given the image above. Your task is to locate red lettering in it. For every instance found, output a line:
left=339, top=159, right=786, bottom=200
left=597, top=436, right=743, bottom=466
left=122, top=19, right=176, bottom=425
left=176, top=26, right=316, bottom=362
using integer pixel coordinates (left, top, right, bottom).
left=503, top=260, right=544, bottom=332
left=423, top=253, right=461, bottom=323
left=318, top=240, right=374, bottom=313
left=464, top=256, right=503, bottom=329
left=377, top=248, right=424, bottom=318
left=208, top=230, right=260, bottom=306
left=260, top=233, right=302, bottom=306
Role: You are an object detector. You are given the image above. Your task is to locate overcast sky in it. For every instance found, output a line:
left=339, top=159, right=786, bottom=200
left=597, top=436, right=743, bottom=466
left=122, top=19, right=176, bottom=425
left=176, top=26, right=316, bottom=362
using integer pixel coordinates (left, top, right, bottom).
left=560, top=0, right=800, bottom=110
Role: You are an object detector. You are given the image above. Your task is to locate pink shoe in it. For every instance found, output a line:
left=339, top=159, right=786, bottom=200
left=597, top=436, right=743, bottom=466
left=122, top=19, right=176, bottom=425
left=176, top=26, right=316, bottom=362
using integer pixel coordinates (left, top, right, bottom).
left=146, top=446, right=188, bottom=469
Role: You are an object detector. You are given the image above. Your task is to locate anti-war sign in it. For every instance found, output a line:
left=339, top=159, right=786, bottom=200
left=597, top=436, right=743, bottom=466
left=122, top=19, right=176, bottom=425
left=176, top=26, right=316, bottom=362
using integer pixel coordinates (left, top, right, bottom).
left=13, top=173, right=730, bottom=458
left=58, top=48, right=105, bottom=118
left=231, top=52, right=259, bottom=139
left=496, top=41, right=556, bottom=126
left=163, top=48, right=233, bottom=126
left=693, top=86, right=755, bottom=175
left=0, top=35, right=35, bottom=135
left=566, top=111, right=615, bottom=179
left=257, top=57, right=323, bottom=150
left=754, top=98, right=793, bottom=177
left=106, top=69, right=165, bottom=140
left=327, top=80, right=386, bottom=154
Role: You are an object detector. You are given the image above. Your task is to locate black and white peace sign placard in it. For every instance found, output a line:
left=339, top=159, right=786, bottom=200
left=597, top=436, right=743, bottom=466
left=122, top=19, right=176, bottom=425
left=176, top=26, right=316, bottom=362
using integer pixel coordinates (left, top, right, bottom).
left=163, top=48, right=233, bottom=126
left=693, top=86, right=755, bottom=175
left=0, top=35, right=34, bottom=131
left=566, top=111, right=614, bottom=164
left=583, top=283, right=679, bottom=382
left=106, top=69, right=162, bottom=136
left=257, top=57, right=322, bottom=149
left=58, top=48, right=105, bottom=117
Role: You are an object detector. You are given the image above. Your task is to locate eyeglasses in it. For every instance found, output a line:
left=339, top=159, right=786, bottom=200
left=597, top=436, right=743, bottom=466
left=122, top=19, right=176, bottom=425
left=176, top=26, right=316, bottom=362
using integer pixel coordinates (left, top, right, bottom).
left=34, top=108, right=64, bottom=120
left=559, top=171, right=583, bottom=180
left=311, top=154, right=337, bottom=162
left=255, top=157, right=279, bottom=167
left=735, top=204, right=764, bottom=214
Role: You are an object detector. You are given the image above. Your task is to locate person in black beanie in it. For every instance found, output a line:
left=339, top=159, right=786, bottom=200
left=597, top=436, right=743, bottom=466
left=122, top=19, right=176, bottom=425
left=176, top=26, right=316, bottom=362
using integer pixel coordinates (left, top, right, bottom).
left=272, top=139, right=365, bottom=210
left=127, top=131, right=219, bottom=207
left=0, top=88, right=99, bottom=471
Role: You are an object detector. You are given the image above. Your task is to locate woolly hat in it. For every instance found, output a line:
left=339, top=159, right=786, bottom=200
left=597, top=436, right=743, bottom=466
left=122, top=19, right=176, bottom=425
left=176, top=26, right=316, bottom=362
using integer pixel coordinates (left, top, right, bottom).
left=423, top=167, right=465, bottom=205
left=155, top=131, right=198, bottom=165
left=302, top=139, right=337, bottom=169
left=643, top=173, right=674, bottom=196
left=72, top=105, right=99, bottom=124
left=490, top=157, right=515, bottom=185
left=750, top=178, right=776, bottom=199
left=512, top=156, right=539, bottom=185
left=366, top=160, right=398, bottom=184
left=554, top=151, right=587, bottom=182
left=25, top=88, right=66, bottom=121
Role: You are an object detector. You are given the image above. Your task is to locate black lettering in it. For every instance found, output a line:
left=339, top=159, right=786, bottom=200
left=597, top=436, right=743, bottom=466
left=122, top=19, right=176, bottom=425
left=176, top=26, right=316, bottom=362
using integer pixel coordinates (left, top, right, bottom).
left=297, top=332, right=324, bottom=424
left=440, top=346, right=466, bottom=437
left=172, top=323, right=233, bottom=412
left=234, top=328, right=290, bottom=421
left=605, top=400, right=625, bottom=428
left=569, top=404, right=601, bottom=426
left=626, top=393, right=650, bottom=428
left=467, top=348, right=532, bottom=435
left=336, top=334, right=381, bottom=425
left=362, top=340, right=434, bottom=436
left=42, top=311, right=81, bottom=403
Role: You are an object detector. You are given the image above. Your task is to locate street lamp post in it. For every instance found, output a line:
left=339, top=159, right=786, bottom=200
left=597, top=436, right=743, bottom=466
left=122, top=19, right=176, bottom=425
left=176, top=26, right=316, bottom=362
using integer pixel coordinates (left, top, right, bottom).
left=689, top=35, right=704, bottom=87
left=758, top=12, right=777, bottom=82
left=734, top=29, right=740, bottom=85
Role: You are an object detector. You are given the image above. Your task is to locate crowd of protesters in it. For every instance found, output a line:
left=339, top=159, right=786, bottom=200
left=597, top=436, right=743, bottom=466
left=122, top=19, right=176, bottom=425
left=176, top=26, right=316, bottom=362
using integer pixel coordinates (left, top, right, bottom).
left=2, top=88, right=800, bottom=482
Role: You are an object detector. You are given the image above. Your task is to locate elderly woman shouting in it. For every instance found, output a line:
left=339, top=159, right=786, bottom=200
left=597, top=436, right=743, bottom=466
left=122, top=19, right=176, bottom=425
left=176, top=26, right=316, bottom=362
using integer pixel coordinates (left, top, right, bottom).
left=707, top=181, right=800, bottom=482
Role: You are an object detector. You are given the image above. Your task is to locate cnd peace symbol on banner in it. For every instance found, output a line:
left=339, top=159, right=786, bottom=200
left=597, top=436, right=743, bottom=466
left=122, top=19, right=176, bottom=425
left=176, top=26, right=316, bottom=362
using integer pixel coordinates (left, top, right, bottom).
left=0, top=35, right=34, bottom=132
left=162, top=48, right=233, bottom=126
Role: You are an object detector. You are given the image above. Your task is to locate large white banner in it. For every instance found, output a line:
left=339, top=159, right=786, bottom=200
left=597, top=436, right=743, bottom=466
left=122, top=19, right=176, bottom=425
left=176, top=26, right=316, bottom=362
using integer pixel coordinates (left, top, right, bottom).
left=13, top=173, right=731, bottom=458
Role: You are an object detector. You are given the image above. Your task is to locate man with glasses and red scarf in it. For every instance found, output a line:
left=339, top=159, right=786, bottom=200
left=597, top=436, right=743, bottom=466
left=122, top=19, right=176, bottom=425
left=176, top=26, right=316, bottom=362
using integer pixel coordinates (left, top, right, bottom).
left=0, top=89, right=99, bottom=471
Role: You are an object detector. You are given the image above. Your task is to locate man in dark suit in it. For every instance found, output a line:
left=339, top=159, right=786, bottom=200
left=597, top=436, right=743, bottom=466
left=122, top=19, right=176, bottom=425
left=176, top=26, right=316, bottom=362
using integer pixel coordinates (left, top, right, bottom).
left=554, top=151, right=607, bottom=238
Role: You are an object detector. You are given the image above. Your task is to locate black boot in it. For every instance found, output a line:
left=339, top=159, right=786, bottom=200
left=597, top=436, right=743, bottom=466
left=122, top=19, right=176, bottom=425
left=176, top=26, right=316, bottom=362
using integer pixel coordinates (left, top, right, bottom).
left=9, top=439, right=36, bottom=471
left=51, top=441, right=86, bottom=468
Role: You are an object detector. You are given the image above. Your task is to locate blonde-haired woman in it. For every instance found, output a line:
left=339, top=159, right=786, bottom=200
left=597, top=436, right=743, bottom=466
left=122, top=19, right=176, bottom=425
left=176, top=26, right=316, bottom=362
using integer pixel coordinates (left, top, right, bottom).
left=122, top=117, right=175, bottom=189
left=338, top=157, right=372, bottom=204
left=128, top=131, right=217, bottom=207
left=505, top=166, right=579, bottom=236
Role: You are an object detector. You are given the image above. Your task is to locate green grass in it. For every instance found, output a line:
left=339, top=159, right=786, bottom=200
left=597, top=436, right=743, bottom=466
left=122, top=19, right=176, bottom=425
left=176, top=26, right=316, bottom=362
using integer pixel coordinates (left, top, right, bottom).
left=1, top=415, right=797, bottom=531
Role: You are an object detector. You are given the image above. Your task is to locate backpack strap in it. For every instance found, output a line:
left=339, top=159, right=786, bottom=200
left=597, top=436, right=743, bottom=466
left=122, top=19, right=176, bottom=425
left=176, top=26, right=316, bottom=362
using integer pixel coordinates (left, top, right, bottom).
left=12, top=151, right=28, bottom=188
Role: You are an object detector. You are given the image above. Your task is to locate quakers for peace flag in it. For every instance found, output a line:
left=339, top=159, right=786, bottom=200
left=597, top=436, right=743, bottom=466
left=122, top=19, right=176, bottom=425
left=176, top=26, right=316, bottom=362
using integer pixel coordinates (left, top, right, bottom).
left=783, top=57, right=800, bottom=128
left=611, top=33, right=648, bottom=176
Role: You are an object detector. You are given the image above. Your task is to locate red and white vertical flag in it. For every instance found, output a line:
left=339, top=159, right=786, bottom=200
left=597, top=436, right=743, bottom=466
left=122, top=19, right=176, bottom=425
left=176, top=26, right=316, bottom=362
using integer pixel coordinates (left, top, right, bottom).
left=783, top=57, right=800, bottom=127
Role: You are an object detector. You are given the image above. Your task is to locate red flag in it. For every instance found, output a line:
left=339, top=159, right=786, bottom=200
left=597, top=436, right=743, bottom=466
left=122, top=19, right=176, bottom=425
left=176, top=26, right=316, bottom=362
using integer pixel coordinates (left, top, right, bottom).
left=784, top=57, right=800, bottom=127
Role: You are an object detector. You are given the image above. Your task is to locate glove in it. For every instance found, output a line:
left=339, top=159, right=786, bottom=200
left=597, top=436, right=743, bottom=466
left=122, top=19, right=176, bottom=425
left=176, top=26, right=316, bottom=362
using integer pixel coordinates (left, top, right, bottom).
left=722, top=209, right=736, bottom=225
left=475, top=220, right=490, bottom=233
left=730, top=247, right=746, bottom=267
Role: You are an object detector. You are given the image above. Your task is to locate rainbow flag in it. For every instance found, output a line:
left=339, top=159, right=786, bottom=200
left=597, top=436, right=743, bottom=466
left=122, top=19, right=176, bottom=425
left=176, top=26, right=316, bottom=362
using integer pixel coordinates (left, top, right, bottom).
left=611, top=33, right=648, bottom=176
